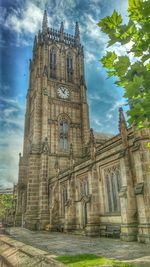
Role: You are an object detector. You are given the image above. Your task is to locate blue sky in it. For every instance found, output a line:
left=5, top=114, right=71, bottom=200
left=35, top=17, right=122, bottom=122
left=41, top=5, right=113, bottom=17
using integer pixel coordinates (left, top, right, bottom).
left=0, top=0, right=128, bottom=188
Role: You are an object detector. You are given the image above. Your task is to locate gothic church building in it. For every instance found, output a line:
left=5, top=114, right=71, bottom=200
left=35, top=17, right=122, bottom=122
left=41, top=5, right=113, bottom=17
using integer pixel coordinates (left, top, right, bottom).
left=15, top=11, right=150, bottom=243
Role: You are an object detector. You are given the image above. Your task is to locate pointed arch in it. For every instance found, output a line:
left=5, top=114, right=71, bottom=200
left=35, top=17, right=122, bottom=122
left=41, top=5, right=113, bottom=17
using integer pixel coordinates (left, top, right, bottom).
left=58, top=113, right=71, bottom=150
left=49, top=47, right=57, bottom=78
left=104, top=164, right=122, bottom=213
left=67, top=52, right=73, bottom=82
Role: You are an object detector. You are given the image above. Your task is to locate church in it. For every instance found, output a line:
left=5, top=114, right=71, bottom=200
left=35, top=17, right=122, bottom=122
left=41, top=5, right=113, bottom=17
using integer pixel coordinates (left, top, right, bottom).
left=15, top=11, right=150, bottom=244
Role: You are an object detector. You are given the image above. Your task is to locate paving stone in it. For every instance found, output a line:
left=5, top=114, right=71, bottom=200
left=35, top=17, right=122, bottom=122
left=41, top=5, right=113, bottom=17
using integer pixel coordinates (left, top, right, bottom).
left=5, top=227, right=150, bottom=266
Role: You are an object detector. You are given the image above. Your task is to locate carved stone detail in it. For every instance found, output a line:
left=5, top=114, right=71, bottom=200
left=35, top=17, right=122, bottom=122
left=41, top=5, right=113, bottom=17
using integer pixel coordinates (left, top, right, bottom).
left=41, top=137, right=50, bottom=154
left=132, top=142, right=141, bottom=152
left=119, top=186, right=127, bottom=198
left=135, top=182, right=144, bottom=195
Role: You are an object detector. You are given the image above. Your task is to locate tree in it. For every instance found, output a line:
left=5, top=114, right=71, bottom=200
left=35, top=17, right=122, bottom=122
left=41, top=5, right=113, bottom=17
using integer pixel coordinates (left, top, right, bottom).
left=97, top=0, right=150, bottom=128
left=0, top=194, right=13, bottom=222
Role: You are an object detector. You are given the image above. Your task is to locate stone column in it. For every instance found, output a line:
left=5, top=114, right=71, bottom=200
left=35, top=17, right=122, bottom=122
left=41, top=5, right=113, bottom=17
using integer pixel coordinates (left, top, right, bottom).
left=37, top=44, right=50, bottom=229
left=119, top=156, right=138, bottom=241
left=64, top=174, right=77, bottom=232
left=132, top=128, right=150, bottom=243
left=25, top=154, right=40, bottom=230
left=80, top=82, right=90, bottom=145
left=118, top=108, right=138, bottom=241
left=38, top=145, right=49, bottom=229
left=15, top=154, right=27, bottom=226
left=85, top=165, right=100, bottom=236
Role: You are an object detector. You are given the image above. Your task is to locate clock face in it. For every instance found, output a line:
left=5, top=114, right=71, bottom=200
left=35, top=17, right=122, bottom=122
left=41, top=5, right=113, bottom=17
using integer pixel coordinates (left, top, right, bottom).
left=57, top=87, right=69, bottom=99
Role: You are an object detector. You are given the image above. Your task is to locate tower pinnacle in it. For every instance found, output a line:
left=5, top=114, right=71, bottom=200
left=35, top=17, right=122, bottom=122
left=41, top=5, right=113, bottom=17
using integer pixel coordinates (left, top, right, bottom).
left=118, top=107, right=127, bottom=133
left=60, top=21, right=64, bottom=41
left=75, top=21, right=80, bottom=44
left=42, top=10, right=48, bottom=33
left=60, top=21, right=64, bottom=33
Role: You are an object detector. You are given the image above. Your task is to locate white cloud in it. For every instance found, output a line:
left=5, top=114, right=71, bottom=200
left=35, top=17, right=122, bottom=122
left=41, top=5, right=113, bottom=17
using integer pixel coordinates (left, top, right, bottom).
left=110, top=99, right=126, bottom=112
left=105, top=99, right=127, bottom=124
left=5, top=3, right=43, bottom=34
left=93, top=118, right=102, bottom=127
left=0, top=132, right=23, bottom=188
left=0, top=96, right=24, bottom=188
left=106, top=113, right=113, bottom=120
left=85, top=51, right=97, bottom=63
left=89, top=93, right=101, bottom=101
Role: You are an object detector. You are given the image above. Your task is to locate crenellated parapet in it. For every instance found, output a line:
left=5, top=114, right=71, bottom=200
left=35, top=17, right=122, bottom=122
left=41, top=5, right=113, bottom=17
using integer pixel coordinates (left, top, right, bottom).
left=35, top=10, right=83, bottom=49
left=35, top=27, right=83, bottom=49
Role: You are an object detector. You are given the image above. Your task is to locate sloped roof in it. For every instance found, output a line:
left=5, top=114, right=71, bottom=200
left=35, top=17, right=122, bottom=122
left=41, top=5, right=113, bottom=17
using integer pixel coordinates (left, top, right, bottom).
left=94, top=131, right=114, bottom=145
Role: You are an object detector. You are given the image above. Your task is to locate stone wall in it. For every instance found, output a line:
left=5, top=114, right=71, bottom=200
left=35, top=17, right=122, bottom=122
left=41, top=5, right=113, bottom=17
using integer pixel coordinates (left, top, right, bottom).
left=48, top=126, right=150, bottom=243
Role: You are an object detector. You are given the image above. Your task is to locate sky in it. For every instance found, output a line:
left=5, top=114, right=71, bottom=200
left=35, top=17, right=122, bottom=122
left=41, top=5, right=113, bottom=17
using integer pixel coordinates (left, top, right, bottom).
left=0, top=0, right=128, bottom=188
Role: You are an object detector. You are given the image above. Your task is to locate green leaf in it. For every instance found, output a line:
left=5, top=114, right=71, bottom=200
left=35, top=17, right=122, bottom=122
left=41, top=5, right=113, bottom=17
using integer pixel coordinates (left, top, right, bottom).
left=114, top=56, right=130, bottom=77
left=146, top=62, right=150, bottom=70
left=142, top=54, right=150, bottom=62
left=101, top=51, right=117, bottom=69
left=98, top=0, right=150, bottom=128
left=125, top=75, right=144, bottom=98
left=97, top=10, right=122, bottom=33
left=111, top=10, right=122, bottom=27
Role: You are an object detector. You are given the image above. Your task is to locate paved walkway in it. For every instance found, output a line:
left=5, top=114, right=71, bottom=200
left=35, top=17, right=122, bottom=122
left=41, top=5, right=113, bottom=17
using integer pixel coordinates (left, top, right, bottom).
left=6, top=227, right=150, bottom=265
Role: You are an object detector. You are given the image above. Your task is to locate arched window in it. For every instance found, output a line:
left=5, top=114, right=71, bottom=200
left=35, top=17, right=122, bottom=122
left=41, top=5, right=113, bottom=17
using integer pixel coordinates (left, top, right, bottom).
left=59, top=119, right=69, bottom=150
left=50, top=48, right=56, bottom=78
left=104, top=165, right=122, bottom=213
left=67, top=53, right=73, bottom=82
left=106, top=174, right=112, bottom=212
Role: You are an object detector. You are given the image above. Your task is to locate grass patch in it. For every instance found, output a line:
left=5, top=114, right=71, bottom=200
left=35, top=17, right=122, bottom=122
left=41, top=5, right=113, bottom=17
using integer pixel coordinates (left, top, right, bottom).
left=56, top=254, right=133, bottom=267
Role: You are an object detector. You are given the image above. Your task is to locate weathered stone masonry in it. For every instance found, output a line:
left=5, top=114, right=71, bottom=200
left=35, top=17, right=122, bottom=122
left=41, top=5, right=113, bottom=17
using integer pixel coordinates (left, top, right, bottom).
left=15, top=10, right=150, bottom=243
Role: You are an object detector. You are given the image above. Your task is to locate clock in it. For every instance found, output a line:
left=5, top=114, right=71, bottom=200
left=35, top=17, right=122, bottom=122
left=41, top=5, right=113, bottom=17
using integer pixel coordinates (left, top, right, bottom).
left=57, top=87, right=70, bottom=99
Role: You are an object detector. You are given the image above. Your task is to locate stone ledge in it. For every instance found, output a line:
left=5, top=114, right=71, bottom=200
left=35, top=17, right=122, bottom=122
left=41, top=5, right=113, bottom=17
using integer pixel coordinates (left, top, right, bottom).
left=0, top=236, right=66, bottom=267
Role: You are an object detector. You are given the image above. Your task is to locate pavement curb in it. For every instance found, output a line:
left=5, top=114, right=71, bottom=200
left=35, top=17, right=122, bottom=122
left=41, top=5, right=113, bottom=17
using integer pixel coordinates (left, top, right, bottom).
left=0, top=235, right=66, bottom=267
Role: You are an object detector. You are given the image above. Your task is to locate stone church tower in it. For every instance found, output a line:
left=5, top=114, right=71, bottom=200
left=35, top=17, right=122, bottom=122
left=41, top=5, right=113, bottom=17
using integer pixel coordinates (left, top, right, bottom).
left=16, top=11, right=90, bottom=229
left=16, top=11, right=150, bottom=243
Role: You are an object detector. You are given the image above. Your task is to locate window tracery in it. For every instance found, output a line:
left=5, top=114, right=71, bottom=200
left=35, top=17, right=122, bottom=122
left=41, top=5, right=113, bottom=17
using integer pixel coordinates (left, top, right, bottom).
left=67, top=53, right=73, bottom=82
left=59, top=118, right=69, bottom=150
left=104, top=165, right=122, bottom=213
left=50, top=48, right=56, bottom=78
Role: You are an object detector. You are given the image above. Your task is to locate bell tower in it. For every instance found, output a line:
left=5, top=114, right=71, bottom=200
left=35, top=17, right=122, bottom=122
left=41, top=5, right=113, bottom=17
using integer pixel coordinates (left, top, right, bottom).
left=16, top=10, right=90, bottom=229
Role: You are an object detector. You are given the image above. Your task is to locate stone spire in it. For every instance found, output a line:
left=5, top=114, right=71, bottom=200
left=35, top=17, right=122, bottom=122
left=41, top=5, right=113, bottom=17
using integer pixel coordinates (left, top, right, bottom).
left=118, top=107, right=128, bottom=148
left=118, top=107, right=127, bottom=133
left=60, top=21, right=64, bottom=41
left=89, top=128, right=95, bottom=144
left=75, top=21, right=80, bottom=45
left=89, top=128, right=96, bottom=160
left=42, top=10, right=48, bottom=33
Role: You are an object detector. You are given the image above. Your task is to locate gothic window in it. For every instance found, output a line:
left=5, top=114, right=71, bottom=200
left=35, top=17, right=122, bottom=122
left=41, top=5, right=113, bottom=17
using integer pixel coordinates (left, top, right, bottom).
left=67, top=53, right=73, bottom=82
left=116, top=169, right=122, bottom=192
left=50, top=48, right=56, bottom=78
left=106, top=174, right=112, bottom=212
left=62, top=187, right=68, bottom=215
left=80, top=180, right=88, bottom=196
left=104, top=165, right=122, bottom=213
left=59, top=119, right=69, bottom=150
